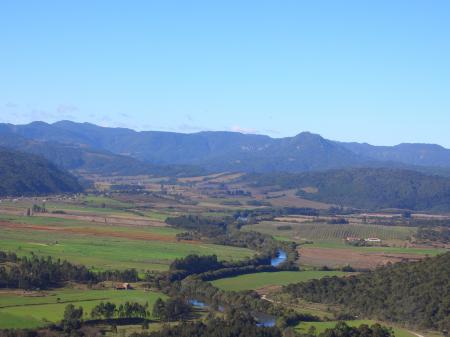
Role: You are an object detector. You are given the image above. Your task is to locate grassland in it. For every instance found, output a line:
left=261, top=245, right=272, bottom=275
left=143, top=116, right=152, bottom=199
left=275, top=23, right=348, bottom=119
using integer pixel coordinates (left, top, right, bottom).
left=0, top=217, right=255, bottom=271
left=295, top=320, right=417, bottom=337
left=211, top=271, right=348, bottom=291
left=80, top=195, right=135, bottom=208
left=0, top=287, right=166, bottom=329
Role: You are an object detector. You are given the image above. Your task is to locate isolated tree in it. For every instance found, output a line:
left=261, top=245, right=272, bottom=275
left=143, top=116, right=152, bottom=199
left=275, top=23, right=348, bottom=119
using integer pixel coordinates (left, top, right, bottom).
left=62, top=304, right=83, bottom=332
left=153, top=298, right=166, bottom=319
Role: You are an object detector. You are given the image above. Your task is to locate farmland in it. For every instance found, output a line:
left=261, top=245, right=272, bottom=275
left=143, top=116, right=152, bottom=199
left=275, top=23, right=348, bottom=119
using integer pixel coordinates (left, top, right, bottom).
left=242, top=220, right=448, bottom=269
left=243, top=220, right=417, bottom=243
left=211, top=270, right=348, bottom=291
left=0, top=287, right=166, bottom=329
left=0, top=210, right=255, bottom=272
left=0, top=189, right=447, bottom=336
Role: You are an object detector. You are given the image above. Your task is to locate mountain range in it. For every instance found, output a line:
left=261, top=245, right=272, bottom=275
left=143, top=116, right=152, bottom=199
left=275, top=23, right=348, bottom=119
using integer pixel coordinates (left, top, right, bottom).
left=1, top=120, right=450, bottom=176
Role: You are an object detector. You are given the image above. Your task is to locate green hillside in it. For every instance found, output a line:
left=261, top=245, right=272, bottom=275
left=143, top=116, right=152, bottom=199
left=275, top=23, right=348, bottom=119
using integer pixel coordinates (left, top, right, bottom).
left=284, top=252, right=450, bottom=330
left=245, top=168, right=450, bottom=211
left=0, top=147, right=82, bottom=196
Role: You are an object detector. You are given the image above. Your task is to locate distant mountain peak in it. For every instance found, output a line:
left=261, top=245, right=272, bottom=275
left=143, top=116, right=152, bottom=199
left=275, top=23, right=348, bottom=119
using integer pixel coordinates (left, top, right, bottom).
left=1, top=120, right=450, bottom=174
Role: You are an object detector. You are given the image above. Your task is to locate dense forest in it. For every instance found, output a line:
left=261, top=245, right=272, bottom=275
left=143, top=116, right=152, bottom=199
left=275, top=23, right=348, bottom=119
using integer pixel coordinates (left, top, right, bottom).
left=244, top=168, right=450, bottom=211
left=284, top=252, right=450, bottom=330
left=0, top=147, right=82, bottom=196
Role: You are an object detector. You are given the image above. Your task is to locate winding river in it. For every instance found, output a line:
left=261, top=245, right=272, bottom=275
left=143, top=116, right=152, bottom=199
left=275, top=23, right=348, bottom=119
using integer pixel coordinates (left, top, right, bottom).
left=187, top=249, right=286, bottom=327
left=270, top=249, right=287, bottom=267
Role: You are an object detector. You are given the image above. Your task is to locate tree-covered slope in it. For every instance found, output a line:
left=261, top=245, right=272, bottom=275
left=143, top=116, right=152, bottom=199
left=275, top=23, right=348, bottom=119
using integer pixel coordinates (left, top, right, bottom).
left=3, top=121, right=450, bottom=174
left=0, top=121, right=367, bottom=172
left=284, top=252, right=450, bottom=330
left=0, top=131, right=205, bottom=177
left=0, top=147, right=82, bottom=196
left=244, top=168, right=450, bottom=211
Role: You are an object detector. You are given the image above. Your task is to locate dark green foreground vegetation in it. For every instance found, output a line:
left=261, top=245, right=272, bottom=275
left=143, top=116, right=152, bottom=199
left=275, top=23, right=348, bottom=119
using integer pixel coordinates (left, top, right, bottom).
left=285, top=252, right=450, bottom=330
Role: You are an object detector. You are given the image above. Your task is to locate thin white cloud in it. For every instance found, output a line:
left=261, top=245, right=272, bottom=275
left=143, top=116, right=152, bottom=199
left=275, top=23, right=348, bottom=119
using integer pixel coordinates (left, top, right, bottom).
left=230, top=125, right=259, bottom=134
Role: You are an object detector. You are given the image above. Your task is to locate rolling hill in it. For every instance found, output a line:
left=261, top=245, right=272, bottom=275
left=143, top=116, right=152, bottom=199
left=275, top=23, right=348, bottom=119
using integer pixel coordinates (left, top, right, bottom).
left=244, top=168, right=450, bottom=211
left=284, top=252, right=450, bottom=330
left=0, top=147, right=83, bottom=196
left=0, top=130, right=205, bottom=177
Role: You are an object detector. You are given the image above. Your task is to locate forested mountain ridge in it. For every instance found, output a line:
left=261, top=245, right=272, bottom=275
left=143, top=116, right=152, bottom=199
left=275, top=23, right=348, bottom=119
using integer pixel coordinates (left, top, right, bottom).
left=339, top=141, right=450, bottom=168
left=0, top=121, right=365, bottom=172
left=0, top=147, right=82, bottom=196
left=2, top=120, right=450, bottom=174
left=244, top=168, right=450, bottom=211
left=284, top=252, right=450, bottom=330
left=0, top=131, right=205, bottom=177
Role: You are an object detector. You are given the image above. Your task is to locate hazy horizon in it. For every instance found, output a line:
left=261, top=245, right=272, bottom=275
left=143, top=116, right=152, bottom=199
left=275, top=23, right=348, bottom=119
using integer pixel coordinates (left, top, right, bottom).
left=1, top=1, right=449, bottom=146
left=3, top=119, right=450, bottom=149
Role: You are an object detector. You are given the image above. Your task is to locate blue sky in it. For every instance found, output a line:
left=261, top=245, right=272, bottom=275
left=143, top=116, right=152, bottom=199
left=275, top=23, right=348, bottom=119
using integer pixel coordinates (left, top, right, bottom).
left=1, top=1, right=449, bottom=146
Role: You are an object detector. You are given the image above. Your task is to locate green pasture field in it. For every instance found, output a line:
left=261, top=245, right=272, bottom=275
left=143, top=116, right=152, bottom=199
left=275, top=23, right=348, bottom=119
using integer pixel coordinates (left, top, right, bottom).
left=0, top=226, right=255, bottom=272
left=0, top=287, right=166, bottom=329
left=295, top=320, right=418, bottom=337
left=141, top=210, right=170, bottom=221
left=243, top=221, right=416, bottom=242
left=48, top=204, right=170, bottom=222
left=211, top=271, right=348, bottom=291
left=80, top=195, right=134, bottom=208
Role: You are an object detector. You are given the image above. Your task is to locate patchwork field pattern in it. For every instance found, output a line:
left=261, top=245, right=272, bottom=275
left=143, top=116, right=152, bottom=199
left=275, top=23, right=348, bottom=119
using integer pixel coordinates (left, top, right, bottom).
left=0, top=288, right=166, bottom=329
left=0, top=215, right=255, bottom=271
left=243, top=221, right=416, bottom=243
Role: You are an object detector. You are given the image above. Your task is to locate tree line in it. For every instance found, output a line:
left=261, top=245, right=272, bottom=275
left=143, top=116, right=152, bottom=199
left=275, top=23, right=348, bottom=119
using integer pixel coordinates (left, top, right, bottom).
left=90, top=301, right=149, bottom=320
left=0, top=251, right=138, bottom=290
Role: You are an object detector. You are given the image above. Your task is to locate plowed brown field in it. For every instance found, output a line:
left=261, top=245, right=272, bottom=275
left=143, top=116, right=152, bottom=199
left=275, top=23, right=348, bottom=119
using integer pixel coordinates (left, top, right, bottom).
left=0, top=221, right=196, bottom=244
left=299, top=246, right=424, bottom=269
